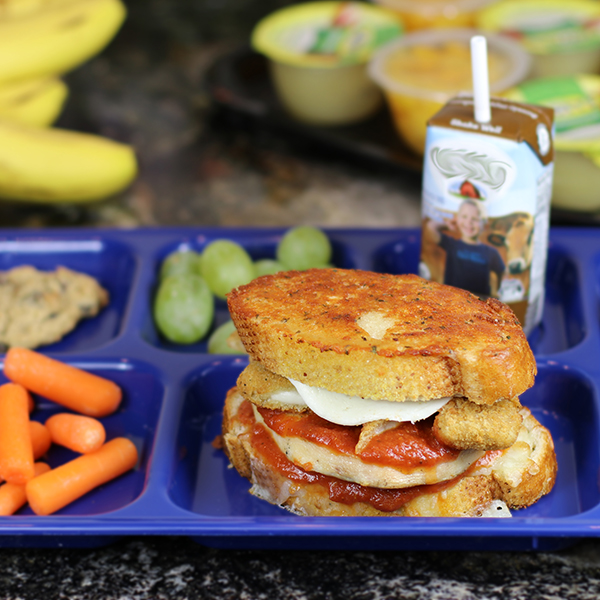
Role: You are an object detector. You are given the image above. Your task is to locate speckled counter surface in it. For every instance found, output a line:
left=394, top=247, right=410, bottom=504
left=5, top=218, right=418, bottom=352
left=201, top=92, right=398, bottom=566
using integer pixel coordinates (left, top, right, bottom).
left=0, top=2, right=599, bottom=598
left=1, top=537, right=600, bottom=599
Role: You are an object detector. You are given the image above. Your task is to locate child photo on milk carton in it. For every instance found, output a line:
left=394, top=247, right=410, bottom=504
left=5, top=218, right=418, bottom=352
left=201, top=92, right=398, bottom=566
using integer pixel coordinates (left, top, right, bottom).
left=419, top=96, right=554, bottom=334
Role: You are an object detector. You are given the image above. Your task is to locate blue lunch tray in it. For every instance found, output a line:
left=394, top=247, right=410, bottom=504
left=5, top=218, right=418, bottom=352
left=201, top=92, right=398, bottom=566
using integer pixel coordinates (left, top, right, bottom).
left=0, top=225, right=597, bottom=551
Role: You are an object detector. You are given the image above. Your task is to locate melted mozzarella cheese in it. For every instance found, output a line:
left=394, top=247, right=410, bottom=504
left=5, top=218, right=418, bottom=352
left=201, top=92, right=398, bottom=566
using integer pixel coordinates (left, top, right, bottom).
left=478, top=500, right=512, bottom=518
left=288, top=379, right=451, bottom=426
left=356, top=311, right=396, bottom=339
left=270, top=389, right=306, bottom=409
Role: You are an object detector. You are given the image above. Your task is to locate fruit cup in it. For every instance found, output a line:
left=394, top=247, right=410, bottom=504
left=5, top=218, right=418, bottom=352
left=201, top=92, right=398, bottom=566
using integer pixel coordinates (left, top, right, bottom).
left=504, top=74, right=600, bottom=213
left=251, top=1, right=402, bottom=126
left=368, top=28, right=531, bottom=155
left=372, top=0, right=499, bottom=32
left=477, top=0, right=600, bottom=79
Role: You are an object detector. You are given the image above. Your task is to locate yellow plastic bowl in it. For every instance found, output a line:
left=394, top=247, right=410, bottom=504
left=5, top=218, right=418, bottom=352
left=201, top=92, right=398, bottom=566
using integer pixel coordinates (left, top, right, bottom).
left=252, top=1, right=402, bottom=126
left=503, top=74, right=600, bottom=212
left=477, top=0, right=600, bottom=78
left=368, top=28, right=532, bottom=155
left=373, top=0, right=499, bottom=31
left=552, top=150, right=600, bottom=212
left=268, top=60, right=383, bottom=125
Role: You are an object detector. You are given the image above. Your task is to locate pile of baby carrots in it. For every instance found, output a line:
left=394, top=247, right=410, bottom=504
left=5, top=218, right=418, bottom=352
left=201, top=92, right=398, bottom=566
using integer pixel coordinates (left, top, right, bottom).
left=0, top=347, right=138, bottom=516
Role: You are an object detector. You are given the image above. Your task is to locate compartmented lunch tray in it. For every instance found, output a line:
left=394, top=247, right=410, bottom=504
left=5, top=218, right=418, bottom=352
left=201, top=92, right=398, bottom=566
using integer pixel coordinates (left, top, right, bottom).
left=0, top=225, right=598, bottom=551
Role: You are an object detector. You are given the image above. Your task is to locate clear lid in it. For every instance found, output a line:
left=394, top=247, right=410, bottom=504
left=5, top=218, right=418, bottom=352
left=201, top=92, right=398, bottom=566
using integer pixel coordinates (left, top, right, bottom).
left=477, top=0, right=600, bottom=55
left=252, top=1, right=402, bottom=68
left=504, top=75, right=600, bottom=160
left=368, top=28, right=531, bottom=103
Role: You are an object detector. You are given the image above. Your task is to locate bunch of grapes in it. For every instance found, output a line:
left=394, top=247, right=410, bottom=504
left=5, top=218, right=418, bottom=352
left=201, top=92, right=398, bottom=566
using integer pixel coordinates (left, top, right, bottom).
left=153, top=226, right=333, bottom=351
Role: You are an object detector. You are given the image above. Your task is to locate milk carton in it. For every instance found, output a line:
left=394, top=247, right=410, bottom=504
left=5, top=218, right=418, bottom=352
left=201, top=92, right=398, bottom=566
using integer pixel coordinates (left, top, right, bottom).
left=419, top=95, right=554, bottom=335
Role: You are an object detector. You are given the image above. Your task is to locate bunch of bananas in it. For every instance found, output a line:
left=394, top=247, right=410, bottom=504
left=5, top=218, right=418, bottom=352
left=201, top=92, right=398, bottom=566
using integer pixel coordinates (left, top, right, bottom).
left=0, top=0, right=137, bottom=203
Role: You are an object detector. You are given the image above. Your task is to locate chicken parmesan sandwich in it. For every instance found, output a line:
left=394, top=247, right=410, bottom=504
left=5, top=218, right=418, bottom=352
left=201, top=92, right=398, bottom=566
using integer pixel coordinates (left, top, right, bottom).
left=222, top=268, right=557, bottom=517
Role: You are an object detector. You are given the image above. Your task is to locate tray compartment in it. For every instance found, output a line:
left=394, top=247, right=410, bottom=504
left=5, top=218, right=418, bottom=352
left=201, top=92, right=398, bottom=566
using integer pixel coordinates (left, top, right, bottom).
left=528, top=245, right=586, bottom=356
left=168, top=357, right=593, bottom=521
left=0, top=358, right=164, bottom=516
left=372, top=236, right=420, bottom=276
left=0, top=236, right=136, bottom=353
left=143, top=232, right=358, bottom=353
left=519, top=363, right=600, bottom=517
left=168, top=357, right=250, bottom=514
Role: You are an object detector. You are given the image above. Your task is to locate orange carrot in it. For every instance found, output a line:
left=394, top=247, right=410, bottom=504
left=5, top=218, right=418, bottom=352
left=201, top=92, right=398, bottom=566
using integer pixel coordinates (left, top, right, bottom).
left=26, top=437, right=138, bottom=516
left=28, top=394, right=34, bottom=413
left=45, top=413, right=106, bottom=454
left=0, top=421, right=49, bottom=485
left=0, top=383, right=34, bottom=485
left=30, top=421, right=52, bottom=460
left=4, top=348, right=122, bottom=418
left=0, top=462, right=50, bottom=516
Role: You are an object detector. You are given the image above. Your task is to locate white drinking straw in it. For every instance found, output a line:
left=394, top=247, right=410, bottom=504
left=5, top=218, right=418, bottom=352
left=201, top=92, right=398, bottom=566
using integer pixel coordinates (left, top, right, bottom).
left=470, top=35, right=491, bottom=123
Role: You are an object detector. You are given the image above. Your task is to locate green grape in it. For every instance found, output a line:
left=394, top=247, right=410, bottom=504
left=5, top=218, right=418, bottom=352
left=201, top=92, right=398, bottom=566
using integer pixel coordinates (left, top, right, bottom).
left=254, top=258, right=285, bottom=277
left=208, top=320, right=246, bottom=354
left=276, top=225, right=332, bottom=271
left=201, top=240, right=256, bottom=299
left=159, top=249, right=203, bottom=281
left=153, top=274, right=214, bottom=344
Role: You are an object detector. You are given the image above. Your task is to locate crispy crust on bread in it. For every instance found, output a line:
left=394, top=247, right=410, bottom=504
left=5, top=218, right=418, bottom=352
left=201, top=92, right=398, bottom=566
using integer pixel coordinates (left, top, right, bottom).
left=222, top=388, right=557, bottom=517
left=227, top=270, right=535, bottom=405
left=490, top=408, right=557, bottom=508
left=434, top=397, right=524, bottom=451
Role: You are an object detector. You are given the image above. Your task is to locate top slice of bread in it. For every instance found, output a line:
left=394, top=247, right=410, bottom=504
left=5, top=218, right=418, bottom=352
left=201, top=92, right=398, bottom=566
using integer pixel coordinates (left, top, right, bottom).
left=227, top=269, right=536, bottom=405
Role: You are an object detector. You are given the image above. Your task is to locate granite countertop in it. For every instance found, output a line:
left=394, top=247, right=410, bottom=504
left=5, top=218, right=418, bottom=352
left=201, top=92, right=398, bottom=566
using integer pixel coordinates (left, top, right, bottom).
left=1, top=2, right=600, bottom=598
left=2, top=537, right=600, bottom=599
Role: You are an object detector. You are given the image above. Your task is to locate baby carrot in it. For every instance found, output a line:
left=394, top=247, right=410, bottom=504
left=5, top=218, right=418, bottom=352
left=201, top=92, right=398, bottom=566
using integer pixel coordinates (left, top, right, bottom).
left=30, top=421, right=52, bottom=460
left=26, top=437, right=138, bottom=516
left=0, top=383, right=35, bottom=485
left=0, top=463, right=50, bottom=516
left=4, top=348, right=122, bottom=418
left=45, top=413, right=106, bottom=454
left=0, top=421, right=49, bottom=485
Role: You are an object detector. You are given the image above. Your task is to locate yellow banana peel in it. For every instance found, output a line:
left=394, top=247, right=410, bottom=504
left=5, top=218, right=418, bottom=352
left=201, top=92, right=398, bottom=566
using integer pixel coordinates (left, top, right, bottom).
left=0, top=119, right=138, bottom=203
left=0, top=0, right=126, bottom=84
left=0, top=0, right=74, bottom=18
left=0, top=77, right=68, bottom=126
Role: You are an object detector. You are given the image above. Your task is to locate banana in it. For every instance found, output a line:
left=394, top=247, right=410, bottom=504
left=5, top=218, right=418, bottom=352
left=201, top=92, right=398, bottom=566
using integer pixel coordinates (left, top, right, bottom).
left=0, top=119, right=137, bottom=203
left=0, top=0, right=126, bottom=85
left=0, top=77, right=68, bottom=126
left=0, top=0, right=72, bottom=18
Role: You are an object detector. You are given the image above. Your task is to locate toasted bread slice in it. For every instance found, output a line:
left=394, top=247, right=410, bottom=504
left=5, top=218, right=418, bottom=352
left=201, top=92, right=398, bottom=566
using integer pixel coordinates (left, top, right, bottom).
left=228, top=269, right=535, bottom=405
left=222, top=388, right=557, bottom=517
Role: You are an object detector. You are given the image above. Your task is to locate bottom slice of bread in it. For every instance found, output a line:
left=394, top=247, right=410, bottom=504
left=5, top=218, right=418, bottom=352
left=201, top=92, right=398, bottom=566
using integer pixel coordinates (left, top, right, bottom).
left=222, top=388, right=557, bottom=518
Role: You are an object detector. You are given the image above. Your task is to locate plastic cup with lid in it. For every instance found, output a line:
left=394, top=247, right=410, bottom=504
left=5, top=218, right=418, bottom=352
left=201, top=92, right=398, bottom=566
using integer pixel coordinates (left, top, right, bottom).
left=372, top=0, right=500, bottom=32
left=504, top=74, right=600, bottom=212
left=252, top=1, right=403, bottom=126
left=477, top=0, right=600, bottom=78
left=368, top=27, right=531, bottom=155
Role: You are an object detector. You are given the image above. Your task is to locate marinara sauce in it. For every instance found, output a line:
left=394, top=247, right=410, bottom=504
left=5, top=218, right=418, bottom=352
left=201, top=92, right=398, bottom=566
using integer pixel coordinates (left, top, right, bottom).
left=257, top=405, right=460, bottom=468
left=237, top=399, right=490, bottom=512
